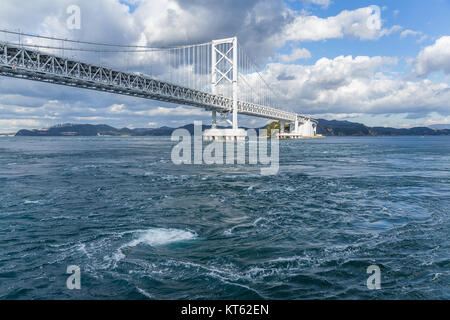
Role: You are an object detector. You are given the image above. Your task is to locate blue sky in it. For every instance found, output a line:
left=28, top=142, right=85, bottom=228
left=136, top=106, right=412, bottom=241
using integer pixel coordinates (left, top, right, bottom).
left=0, top=0, right=450, bottom=132
left=285, top=1, right=450, bottom=62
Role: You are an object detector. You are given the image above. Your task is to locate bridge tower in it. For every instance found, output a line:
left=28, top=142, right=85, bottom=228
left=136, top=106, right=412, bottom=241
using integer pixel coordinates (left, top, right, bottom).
left=203, top=37, right=247, bottom=141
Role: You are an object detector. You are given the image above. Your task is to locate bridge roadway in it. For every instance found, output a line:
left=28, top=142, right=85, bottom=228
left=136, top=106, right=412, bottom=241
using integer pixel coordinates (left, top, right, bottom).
left=0, top=42, right=313, bottom=124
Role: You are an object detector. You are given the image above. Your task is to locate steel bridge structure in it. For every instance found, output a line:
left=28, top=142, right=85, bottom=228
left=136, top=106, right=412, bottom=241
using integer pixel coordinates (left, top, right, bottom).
left=0, top=36, right=317, bottom=139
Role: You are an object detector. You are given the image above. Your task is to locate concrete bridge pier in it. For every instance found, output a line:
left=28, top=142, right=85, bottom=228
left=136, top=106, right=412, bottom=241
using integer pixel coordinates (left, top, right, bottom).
left=203, top=110, right=247, bottom=142
left=280, top=121, right=286, bottom=134
left=279, top=118, right=319, bottom=139
left=203, top=127, right=247, bottom=142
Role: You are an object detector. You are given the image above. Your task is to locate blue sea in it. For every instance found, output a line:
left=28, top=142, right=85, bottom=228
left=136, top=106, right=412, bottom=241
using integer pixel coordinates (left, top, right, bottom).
left=0, top=136, right=448, bottom=300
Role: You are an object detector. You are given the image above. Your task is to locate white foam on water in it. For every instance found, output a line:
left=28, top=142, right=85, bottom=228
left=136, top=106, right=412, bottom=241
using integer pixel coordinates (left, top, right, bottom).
left=24, top=200, right=42, bottom=205
left=127, top=228, right=198, bottom=247
left=136, top=287, right=152, bottom=299
left=224, top=217, right=267, bottom=235
left=109, top=228, right=198, bottom=267
left=162, top=259, right=266, bottom=299
left=252, top=217, right=266, bottom=226
left=77, top=243, right=91, bottom=258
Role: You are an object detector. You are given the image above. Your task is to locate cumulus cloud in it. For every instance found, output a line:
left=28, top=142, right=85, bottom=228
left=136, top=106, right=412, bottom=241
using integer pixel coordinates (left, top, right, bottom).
left=0, top=0, right=139, bottom=47
left=0, top=119, right=43, bottom=132
left=302, top=0, right=331, bottom=9
left=413, top=36, right=450, bottom=76
left=129, top=0, right=295, bottom=63
left=283, top=6, right=400, bottom=42
left=261, top=55, right=450, bottom=117
left=0, top=0, right=292, bottom=67
left=107, top=104, right=207, bottom=117
left=0, top=1, right=400, bottom=65
left=279, top=48, right=311, bottom=62
left=135, top=106, right=208, bottom=117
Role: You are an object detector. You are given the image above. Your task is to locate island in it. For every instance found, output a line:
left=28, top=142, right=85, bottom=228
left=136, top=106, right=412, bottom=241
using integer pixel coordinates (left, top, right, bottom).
left=12, top=120, right=450, bottom=137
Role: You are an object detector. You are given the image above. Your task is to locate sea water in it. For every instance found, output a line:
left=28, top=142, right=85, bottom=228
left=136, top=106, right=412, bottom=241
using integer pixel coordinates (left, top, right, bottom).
left=0, top=136, right=448, bottom=299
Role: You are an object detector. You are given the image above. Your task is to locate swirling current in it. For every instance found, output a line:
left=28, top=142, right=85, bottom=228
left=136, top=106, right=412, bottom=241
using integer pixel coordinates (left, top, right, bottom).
left=0, top=136, right=448, bottom=299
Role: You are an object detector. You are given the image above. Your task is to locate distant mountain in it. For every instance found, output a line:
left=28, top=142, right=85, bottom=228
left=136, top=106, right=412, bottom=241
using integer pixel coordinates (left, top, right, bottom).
left=316, top=119, right=370, bottom=136
left=15, top=123, right=222, bottom=137
left=16, top=124, right=128, bottom=136
left=14, top=120, right=450, bottom=137
left=316, top=119, right=450, bottom=136
left=428, top=124, right=450, bottom=130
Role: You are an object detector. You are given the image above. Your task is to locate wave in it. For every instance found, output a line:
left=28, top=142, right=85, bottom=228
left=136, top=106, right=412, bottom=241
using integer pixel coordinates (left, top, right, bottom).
left=136, top=287, right=152, bottom=299
left=24, top=200, right=42, bottom=205
left=224, top=217, right=268, bottom=235
left=110, top=228, right=198, bottom=266
left=127, top=228, right=198, bottom=247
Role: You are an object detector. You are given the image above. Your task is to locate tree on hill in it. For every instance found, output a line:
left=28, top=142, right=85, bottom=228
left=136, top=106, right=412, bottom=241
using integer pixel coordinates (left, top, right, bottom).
left=266, top=121, right=290, bottom=136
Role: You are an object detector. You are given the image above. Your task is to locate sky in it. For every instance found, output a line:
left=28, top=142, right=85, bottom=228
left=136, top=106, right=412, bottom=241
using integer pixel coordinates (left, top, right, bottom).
left=1, top=0, right=450, bottom=132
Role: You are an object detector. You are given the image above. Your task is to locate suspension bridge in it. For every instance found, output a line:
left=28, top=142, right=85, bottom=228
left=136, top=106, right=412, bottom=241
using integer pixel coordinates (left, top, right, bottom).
left=0, top=30, right=318, bottom=140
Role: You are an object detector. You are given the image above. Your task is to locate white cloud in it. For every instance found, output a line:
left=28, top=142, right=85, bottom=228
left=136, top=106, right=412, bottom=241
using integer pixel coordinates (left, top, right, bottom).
left=400, top=29, right=427, bottom=43
left=0, top=119, right=43, bottom=132
left=400, top=29, right=421, bottom=38
left=423, top=115, right=450, bottom=126
left=261, top=55, right=450, bottom=116
left=0, top=2, right=402, bottom=65
left=73, top=116, right=119, bottom=121
left=132, top=0, right=293, bottom=63
left=279, top=48, right=311, bottom=62
left=312, top=112, right=363, bottom=119
left=302, top=0, right=331, bottom=9
left=283, top=6, right=400, bottom=42
left=107, top=104, right=207, bottom=117
left=108, top=104, right=128, bottom=114
left=135, top=106, right=208, bottom=117
left=414, top=36, right=450, bottom=76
